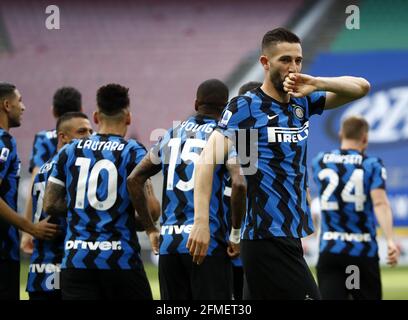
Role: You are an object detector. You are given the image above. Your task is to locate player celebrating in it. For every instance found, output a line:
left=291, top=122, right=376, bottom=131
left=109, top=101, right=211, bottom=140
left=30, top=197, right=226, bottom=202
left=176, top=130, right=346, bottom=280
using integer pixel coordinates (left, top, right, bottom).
left=127, top=79, right=246, bottom=299
left=187, top=27, right=371, bottom=299
left=0, top=82, right=58, bottom=300
left=43, top=84, right=159, bottom=300
left=312, top=115, right=399, bottom=300
left=27, top=112, right=93, bottom=300
left=21, top=87, right=83, bottom=254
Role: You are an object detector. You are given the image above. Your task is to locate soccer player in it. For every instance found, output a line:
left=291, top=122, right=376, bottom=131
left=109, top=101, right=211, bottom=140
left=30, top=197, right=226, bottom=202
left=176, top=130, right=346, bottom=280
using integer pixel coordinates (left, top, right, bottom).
left=187, top=27, right=371, bottom=300
left=0, top=82, right=58, bottom=300
left=21, top=87, right=83, bottom=254
left=312, top=115, right=399, bottom=300
left=43, top=84, right=159, bottom=300
left=224, top=81, right=261, bottom=300
left=127, top=79, right=246, bottom=300
left=27, top=112, right=93, bottom=300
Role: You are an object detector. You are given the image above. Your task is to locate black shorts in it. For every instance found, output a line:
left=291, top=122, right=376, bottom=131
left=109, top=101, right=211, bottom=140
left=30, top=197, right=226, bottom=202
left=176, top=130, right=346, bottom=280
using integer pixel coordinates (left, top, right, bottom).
left=159, top=254, right=232, bottom=300
left=29, top=290, right=62, bottom=301
left=61, top=266, right=153, bottom=300
left=317, top=252, right=382, bottom=300
left=232, top=265, right=244, bottom=300
left=0, top=259, right=20, bottom=300
left=241, top=237, right=320, bottom=300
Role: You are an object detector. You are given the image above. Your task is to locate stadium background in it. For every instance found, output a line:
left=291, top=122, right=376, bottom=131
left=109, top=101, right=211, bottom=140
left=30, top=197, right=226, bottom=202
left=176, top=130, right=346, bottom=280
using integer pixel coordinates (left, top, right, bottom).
left=0, top=0, right=407, bottom=299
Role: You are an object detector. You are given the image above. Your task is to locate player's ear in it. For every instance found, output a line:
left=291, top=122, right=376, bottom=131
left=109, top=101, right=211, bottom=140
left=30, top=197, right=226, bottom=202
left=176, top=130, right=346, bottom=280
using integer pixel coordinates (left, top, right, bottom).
left=194, top=100, right=199, bottom=111
left=260, top=55, right=269, bottom=70
left=125, top=111, right=131, bottom=126
left=93, top=111, right=99, bottom=125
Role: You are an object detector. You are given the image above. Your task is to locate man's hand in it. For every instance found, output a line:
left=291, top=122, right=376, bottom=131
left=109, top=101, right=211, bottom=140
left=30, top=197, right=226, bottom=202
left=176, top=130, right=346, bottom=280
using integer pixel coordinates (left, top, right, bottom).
left=387, top=240, right=400, bottom=267
left=227, top=241, right=240, bottom=259
left=146, top=227, right=160, bottom=255
left=32, top=216, right=59, bottom=240
left=20, top=232, right=34, bottom=254
left=187, top=223, right=210, bottom=265
left=284, top=73, right=317, bottom=97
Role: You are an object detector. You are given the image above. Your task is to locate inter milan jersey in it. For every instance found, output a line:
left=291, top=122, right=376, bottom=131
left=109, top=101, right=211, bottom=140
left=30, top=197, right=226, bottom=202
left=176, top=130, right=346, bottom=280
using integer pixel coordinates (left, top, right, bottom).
left=217, top=87, right=326, bottom=239
left=312, top=149, right=386, bottom=258
left=27, top=155, right=65, bottom=292
left=222, top=174, right=242, bottom=267
left=49, top=134, right=146, bottom=269
left=152, top=115, right=228, bottom=256
left=29, top=129, right=58, bottom=173
left=0, top=129, right=20, bottom=261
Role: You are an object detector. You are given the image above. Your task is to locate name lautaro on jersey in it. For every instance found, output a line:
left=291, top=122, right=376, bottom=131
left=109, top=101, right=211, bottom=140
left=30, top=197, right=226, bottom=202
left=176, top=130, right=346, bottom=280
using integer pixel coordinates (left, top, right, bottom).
left=77, top=139, right=125, bottom=152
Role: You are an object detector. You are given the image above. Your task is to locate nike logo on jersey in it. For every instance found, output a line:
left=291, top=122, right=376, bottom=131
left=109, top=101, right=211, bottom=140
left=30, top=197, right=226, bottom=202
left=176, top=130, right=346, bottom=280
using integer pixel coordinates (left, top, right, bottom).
left=267, top=114, right=278, bottom=120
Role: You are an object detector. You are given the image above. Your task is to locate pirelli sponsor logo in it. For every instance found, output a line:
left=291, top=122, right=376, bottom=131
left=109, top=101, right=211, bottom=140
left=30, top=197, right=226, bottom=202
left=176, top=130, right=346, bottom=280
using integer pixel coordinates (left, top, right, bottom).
left=267, top=121, right=309, bottom=143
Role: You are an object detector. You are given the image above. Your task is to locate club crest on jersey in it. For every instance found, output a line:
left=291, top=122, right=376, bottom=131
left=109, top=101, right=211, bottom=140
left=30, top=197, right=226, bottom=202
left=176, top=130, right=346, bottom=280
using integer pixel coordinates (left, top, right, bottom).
left=219, top=110, right=232, bottom=127
left=293, top=105, right=305, bottom=120
left=0, top=147, right=10, bottom=162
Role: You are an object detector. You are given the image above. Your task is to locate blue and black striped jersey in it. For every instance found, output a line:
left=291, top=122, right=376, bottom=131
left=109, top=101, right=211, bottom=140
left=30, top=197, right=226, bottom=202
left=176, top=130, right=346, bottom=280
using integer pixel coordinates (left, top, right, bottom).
left=29, top=129, right=57, bottom=173
left=152, top=115, right=229, bottom=256
left=49, top=134, right=147, bottom=269
left=217, top=87, right=325, bottom=239
left=27, top=155, right=65, bottom=292
left=0, top=129, right=20, bottom=261
left=312, top=149, right=386, bottom=258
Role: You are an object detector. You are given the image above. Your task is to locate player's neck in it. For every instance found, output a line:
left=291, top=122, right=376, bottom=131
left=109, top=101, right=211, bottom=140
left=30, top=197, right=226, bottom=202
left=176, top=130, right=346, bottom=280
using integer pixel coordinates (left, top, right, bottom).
left=0, top=117, right=10, bottom=132
left=98, top=123, right=127, bottom=137
left=340, top=140, right=364, bottom=153
left=261, top=82, right=290, bottom=103
left=196, top=110, right=221, bottom=120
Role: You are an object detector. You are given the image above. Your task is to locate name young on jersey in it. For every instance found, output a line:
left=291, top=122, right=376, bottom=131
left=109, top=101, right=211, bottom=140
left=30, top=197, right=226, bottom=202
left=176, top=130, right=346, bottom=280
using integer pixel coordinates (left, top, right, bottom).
left=180, top=121, right=215, bottom=134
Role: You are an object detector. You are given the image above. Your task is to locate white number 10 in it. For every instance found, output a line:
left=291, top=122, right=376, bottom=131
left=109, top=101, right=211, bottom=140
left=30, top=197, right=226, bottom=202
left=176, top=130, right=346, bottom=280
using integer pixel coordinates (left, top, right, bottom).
left=75, top=157, right=118, bottom=210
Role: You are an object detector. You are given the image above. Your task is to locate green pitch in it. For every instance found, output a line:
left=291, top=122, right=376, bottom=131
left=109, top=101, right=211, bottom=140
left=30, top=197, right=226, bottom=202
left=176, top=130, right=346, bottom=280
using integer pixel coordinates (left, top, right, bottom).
left=19, top=258, right=408, bottom=300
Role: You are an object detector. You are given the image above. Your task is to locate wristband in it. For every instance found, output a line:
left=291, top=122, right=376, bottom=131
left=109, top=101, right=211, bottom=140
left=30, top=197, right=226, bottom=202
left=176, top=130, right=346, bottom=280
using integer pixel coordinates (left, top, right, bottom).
left=229, top=227, right=241, bottom=244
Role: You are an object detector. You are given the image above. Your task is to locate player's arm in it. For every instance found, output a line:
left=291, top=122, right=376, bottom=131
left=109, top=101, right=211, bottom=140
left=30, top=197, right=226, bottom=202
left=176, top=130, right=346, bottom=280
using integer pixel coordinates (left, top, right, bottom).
left=20, top=166, right=40, bottom=254
left=187, top=130, right=231, bottom=264
left=371, top=188, right=399, bottom=267
left=134, top=178, right=161, bottom=231
left=225, top=158, right=246, bottom=258
left=43, top=180, right=67, bottom=218
left=283, top=74, right=370, bottom=109
left=127, top=151, right=161, bottom=254
left=0, top=178, right=58, bottom=239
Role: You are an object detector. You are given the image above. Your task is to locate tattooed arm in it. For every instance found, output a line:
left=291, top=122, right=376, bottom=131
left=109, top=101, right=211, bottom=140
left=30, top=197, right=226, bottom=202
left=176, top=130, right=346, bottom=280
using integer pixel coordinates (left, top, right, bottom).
left=127, top=151, right=162, bottom=253
left=43, top=181, right=67, bottom=217
left=134, top=178, right=161, bottom=231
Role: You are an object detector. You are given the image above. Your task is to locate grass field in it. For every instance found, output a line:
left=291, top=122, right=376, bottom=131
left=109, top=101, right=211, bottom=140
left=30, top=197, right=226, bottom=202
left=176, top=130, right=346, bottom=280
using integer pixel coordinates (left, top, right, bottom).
left=19, top=258, right=408, bottom=300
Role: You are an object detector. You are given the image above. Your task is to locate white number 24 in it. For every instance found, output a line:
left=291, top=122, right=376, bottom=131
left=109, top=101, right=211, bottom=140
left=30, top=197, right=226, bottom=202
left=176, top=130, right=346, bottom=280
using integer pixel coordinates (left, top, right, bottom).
left=318, top=168, right=366, bottom=212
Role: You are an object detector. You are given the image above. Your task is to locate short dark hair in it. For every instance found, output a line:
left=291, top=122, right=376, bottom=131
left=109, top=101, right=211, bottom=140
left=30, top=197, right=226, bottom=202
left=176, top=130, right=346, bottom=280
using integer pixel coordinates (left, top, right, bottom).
left=341, top=115, right=369, bottom=140
left=238, top=81, right=262, bottom=95
left=56, top=111, right=89, bottom=132
left=0, top=82, right=16, bottom=100
left=196, top=79, right=229, bottom=109
left=262, top=27, right=300, bottom=53
left=53, top=87, right=82, bottom=118
left=96, top=83, right=130, bottom=115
